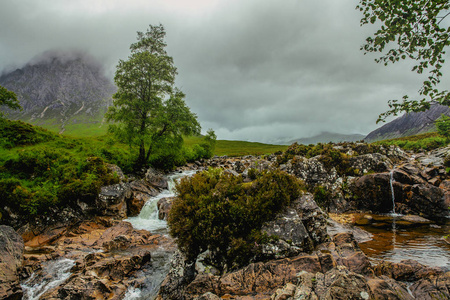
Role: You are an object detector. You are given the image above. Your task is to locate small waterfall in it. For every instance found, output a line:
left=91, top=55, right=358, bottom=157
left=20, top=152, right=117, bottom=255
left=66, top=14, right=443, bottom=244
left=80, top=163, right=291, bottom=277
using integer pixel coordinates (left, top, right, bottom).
left=21, top=258, right=75, bottom=300
left=123, top=170, right=196, bottom=300
left=389, top=166, right=397, bottom=215
left=125, top=170, right=196, bottom=233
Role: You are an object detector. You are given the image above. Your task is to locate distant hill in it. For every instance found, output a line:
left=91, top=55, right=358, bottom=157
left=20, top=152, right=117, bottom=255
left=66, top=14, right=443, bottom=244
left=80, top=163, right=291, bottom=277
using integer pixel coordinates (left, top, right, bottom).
left=0, top=50, right=116, bottom=135
left=364, top=104, right=450, bottom=142
left=287, top=132, right=366, bottom=145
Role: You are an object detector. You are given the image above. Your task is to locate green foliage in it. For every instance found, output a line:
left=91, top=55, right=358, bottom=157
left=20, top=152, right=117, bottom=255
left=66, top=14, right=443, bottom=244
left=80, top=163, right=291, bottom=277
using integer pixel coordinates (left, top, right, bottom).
left=0, top=119, right=55, bottom=149
left=436, top=114, right=450, bottom=139
left=168, top=168, right=302, bottom=272
left=106, top=24, right=200, bottom=170
left=0, top=121, right=135, bottom=221
left=374, top=132, right=448, bottom=151
left=313, top=185, right=332, bottom=211
left=357, top=0, right=450, bottom=121
left=276, top=142, right=359, bottom=177
left=0, top=85, right=22, bottom=118
left=0, top=147, right=120, bottom=219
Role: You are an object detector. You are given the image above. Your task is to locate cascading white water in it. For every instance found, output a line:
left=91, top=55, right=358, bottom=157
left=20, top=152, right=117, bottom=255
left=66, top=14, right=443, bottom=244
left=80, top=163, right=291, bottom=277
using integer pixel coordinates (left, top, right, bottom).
left=21, top=258, right=75, bottom=300
left=123, top=170, right=197, bottom=300
left=125, top=170, right=196, bottom=233
left=390, top=167, right=396, bottom=215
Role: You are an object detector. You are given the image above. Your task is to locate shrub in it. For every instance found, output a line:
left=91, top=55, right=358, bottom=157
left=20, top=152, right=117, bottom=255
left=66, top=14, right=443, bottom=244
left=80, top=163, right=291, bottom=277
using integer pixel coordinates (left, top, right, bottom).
left=313, top=185, right=332, bottom=211
left=168, top=168, right=301, bottom=272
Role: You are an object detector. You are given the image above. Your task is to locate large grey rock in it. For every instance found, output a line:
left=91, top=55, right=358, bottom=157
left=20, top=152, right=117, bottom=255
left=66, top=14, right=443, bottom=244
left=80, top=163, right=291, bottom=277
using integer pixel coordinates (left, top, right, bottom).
left=0, top=225, right=24, bottom=300
left=96, top=183, right=131, bottom=218
left=349, top=153, right=393, bottom=175
left=261, top=207, right=312, bottom=259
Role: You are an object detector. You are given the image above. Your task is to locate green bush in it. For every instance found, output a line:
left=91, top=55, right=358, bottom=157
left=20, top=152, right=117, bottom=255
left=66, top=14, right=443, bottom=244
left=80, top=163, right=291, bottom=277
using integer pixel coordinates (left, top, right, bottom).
left=313, top=185, right=332, bottom=211
left=168, top=168, right=302, bottom=272
left=0, top=119, right=55, bottom=148
left=0, top=148, right=119, bottom=219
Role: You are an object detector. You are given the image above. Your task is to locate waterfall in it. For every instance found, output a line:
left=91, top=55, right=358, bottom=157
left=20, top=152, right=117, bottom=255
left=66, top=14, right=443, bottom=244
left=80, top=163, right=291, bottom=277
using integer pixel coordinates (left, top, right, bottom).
left=125, top=170, right=196, bottom=233
left=390, top=167, right=396, bottom=215
left=123, top=170, right=196, bottom=300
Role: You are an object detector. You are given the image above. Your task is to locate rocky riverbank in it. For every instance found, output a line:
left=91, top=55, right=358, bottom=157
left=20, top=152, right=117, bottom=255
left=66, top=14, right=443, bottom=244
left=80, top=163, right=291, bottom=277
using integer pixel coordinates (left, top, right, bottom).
left=1, top=142, right=450, bottom=299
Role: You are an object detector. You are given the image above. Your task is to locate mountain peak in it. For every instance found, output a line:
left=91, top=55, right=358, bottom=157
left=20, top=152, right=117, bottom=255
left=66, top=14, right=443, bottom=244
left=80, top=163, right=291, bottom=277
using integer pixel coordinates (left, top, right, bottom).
left=0, top=50, right=116, bottom=135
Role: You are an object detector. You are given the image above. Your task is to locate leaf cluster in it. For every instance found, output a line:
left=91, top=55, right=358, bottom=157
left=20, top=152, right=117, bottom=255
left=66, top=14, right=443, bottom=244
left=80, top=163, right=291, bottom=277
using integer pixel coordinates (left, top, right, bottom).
left=0, top=85, right=22, bottom=118
left=168, top=168, right=302, bottom=272
left=357, top=0, right=450, bottom=121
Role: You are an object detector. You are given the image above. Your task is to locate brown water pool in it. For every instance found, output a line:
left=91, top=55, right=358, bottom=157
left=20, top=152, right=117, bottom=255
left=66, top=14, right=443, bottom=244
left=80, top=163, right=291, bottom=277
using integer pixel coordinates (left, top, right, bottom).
left=355, top=215, right=450, bottom=270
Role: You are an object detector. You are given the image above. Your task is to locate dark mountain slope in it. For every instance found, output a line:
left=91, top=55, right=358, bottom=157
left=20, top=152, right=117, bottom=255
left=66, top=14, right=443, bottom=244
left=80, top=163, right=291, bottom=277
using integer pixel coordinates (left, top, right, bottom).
left=365, top=104, right=450, bottom=142
left=0, top=51, right=116, bottom=135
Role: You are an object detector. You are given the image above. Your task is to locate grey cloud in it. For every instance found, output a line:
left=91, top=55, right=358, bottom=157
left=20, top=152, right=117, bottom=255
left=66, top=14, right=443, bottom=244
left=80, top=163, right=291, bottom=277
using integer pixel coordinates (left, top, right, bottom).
left=0, top=0, right=433, bottom=143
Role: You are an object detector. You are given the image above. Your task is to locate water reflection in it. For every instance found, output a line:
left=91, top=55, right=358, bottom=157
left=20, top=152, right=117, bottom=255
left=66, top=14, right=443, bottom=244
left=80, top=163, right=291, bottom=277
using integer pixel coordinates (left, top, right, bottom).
left=356, top=214, right=450, bottom=270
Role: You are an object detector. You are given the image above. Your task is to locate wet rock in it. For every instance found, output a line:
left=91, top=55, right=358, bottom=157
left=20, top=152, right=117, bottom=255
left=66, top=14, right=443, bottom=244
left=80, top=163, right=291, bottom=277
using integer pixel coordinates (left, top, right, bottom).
left=158, top=250, right=196, bottom=300
left=409, top=271, right=450, bottom=300
left=294, top=193, right=329, bottom=245
left=0, top=225, right=24, bottom=300
left=261, top=207, right=312, bottom=259
left=352, top=170, right=448, bottom=218
left=94, top=221, right=153, bottom=250
left=107, top=163, right=126, bottom=181
left=157, top=197, right=176, bottom=220
left=193, top=292, right=221, bottom=300
left=367, top=276, right=414, bottom=300
left=96, top=183, right=131, bottom=218
left=127, top=179, right=159, bottom=217
left=400, top=215, right=432, bottom=225
left=349, top=153, right=393, bottom=175
left=294, top=267, right=374, bottom=300
left=373, top=260, right=442, bottom=281
left=145, top=167, right=168, bottom=190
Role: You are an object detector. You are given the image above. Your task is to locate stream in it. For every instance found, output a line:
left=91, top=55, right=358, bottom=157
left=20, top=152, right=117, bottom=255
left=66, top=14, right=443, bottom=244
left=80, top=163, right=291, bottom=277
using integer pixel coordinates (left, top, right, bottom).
left=356, top=214, right=450, bottom=270
left=20, top=170, right=196, bottom=300
left=19, top=168, right=450, bottom=299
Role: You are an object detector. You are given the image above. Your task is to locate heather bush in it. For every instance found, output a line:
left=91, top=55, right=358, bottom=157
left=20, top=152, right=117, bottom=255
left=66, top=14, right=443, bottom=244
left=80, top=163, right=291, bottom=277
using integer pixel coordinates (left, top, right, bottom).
left=168, top=168, right=302, bottom=272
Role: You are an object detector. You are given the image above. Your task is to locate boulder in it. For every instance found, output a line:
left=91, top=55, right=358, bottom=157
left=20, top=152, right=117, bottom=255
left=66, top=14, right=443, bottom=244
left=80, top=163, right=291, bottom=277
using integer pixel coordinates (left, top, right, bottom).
left=157, top=197, right=176, bottom=220
left=145, top=167, right=168, bottom=190
left=349, top=153, right=393, bottom=175
left=261, top=207, right=312, bottom=259
left=352, top=169, right=448, bottom=218
left=127, top=179, right=159, bottom=217
left=0, top=225, right=24, bottom=300
left=96, top=183, right=131, bottom=218
left=294, top=193, right=329, bottom=245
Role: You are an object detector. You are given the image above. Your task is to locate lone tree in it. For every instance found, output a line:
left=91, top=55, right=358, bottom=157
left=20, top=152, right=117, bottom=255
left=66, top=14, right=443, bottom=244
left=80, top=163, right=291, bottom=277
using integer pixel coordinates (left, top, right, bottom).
left=106, top=24, right=200, bottom=169
left=0, top=85, right=22, bottom=118
left=357, top=0, right=450, bottom=122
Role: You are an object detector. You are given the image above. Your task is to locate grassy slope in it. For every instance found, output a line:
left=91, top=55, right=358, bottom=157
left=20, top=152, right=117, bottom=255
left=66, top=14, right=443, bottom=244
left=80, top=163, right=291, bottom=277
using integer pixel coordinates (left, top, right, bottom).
left=184, top=136, right=288, bottom=157
left=373, top=131, right=449, bottom=151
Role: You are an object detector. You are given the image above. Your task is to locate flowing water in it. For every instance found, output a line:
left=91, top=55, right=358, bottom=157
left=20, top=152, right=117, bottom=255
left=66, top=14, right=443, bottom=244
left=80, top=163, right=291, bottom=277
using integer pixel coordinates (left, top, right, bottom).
left=125, top=170, right=196, bottom=234
left=20, top=170, right=196, bottom=300
left=355, top=214, right=450, bottom=270
left=21, top=258, right=75, bottom=300
left=122, top=170, right=197, bottom=300
left=389, top=167, right=396, bottom=215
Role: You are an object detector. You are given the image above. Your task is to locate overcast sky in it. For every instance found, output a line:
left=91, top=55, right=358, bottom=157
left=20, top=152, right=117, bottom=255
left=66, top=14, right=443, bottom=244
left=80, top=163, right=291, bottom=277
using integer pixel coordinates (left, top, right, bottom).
left=0, top=0, right=440, bottom=143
